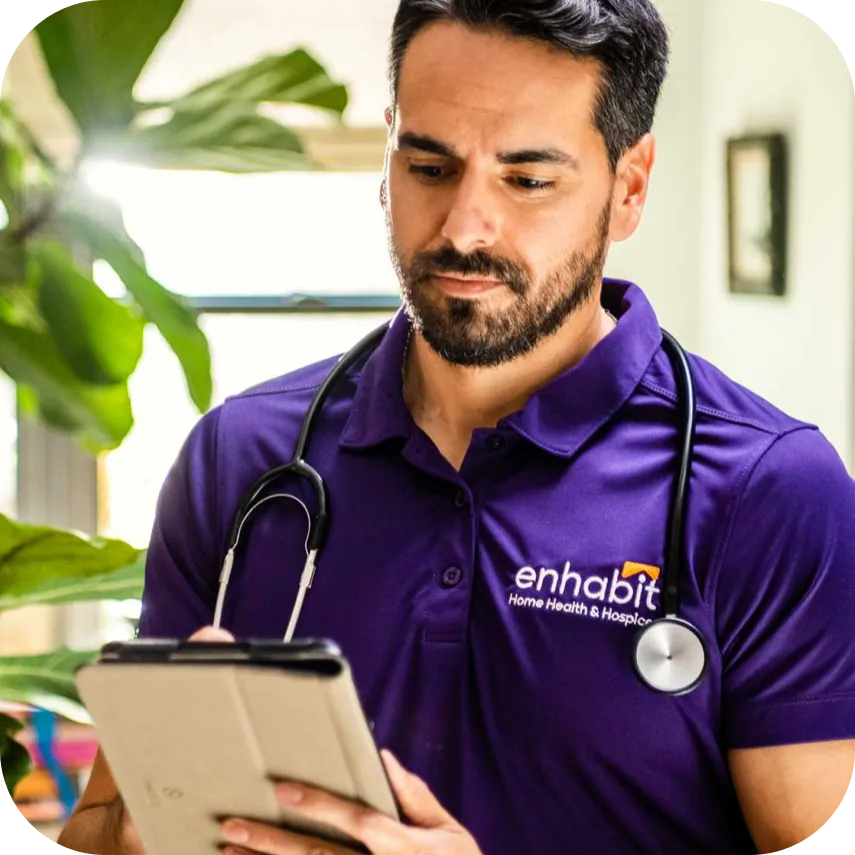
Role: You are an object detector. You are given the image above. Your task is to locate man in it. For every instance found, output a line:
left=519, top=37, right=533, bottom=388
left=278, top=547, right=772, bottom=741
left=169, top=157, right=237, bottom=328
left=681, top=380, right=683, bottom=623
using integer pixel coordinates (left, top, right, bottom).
left=59, top=1, right=855, bottom=853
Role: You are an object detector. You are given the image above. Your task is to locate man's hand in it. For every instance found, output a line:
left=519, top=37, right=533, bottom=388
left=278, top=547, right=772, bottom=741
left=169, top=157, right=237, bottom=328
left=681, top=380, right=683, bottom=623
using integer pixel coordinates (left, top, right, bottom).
left=58, top=625, right=237, bottom=854
left=219, top=750, right=483, bottom=855
left=203, top=622, right=482, bottom=854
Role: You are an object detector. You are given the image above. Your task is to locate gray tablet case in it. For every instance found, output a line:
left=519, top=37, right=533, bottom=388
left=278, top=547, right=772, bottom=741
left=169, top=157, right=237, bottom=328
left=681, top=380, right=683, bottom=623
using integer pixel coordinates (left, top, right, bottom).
left=76, top=659, right=398, bottom=855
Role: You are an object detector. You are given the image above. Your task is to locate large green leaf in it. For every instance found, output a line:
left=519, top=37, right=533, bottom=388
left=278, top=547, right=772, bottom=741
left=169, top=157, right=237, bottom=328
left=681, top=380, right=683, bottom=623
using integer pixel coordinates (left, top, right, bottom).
left=0, top=514, right=139, bottom=600
left=0, top=101, right=56, bottom=234
left=149, top=49, right=349, bottom=117
left=0, top=230, right=26, bottom=285
left=0, top=101, right=56, bottom=175
left=0, top=712, right=23, bottom=740
left=0, top=281, right=41, bottom=329
left=1, top=735, right=31, bottom=797
left=0, top=320, right=133, bottom=448
left=0, top=650, right=95, bottom=723
left=125, top=103, right=310, bottom=173
left=0, top=553, right=145, bottom=612
left=0, top=713, right=31, bottom=796
left=58, top=181, right=146, bottom=268
left=33, top=241, right=145, bottom=386
left=0, top=129, right=23, bottom=230
left=0, top=241, right=43, bottom=362
left=58, top=210, right=211, bottom=411
left=35, top=0, right=185, bottom=141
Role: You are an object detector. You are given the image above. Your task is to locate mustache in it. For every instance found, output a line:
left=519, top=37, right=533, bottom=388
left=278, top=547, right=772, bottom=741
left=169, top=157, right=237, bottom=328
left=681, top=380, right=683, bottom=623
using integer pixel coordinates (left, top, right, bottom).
left=407, top=247, right=530, bottom=296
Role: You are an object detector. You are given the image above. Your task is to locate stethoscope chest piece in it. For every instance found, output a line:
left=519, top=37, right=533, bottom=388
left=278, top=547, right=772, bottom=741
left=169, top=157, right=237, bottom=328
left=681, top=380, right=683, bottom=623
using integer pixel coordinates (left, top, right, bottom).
left=633, top=617, right=708, bottom=695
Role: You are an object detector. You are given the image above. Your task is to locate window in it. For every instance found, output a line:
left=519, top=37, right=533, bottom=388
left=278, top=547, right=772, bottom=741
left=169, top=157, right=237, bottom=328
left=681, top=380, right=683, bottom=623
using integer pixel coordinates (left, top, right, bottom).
left=86, top=164, right=398, bottom=299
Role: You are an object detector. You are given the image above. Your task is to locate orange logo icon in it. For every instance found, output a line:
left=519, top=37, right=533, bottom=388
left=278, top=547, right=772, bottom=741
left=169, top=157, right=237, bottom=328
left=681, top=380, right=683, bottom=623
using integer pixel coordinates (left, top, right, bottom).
left=621, top=561, right=661, bottom=582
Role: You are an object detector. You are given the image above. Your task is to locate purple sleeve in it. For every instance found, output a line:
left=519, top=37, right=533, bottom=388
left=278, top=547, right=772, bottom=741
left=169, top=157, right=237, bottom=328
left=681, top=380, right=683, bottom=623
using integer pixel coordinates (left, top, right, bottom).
left=713, top=427, right=855, bottom=749
left=137, top=407, right=224, bottom=640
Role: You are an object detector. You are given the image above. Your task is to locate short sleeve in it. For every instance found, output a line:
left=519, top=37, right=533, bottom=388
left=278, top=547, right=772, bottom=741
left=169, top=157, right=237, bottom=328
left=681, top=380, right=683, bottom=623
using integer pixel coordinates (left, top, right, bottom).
left=137, top=406, right=224, bottom=639
left=714, top=427, right=855, bottom=749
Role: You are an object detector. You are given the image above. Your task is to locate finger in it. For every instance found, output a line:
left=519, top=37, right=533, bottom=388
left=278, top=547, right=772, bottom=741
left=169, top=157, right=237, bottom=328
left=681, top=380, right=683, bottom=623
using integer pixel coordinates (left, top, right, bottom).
left=220, top=819, right=352, bottom=855
left=221, top=840, right=351, bottom=855
left=189, top=625, right=235, bottom=642
left=275, top=783, right=405, bottom=851
left=221, top=847, right=256, bottom=855
left=381, top=750, right=456, bottom=829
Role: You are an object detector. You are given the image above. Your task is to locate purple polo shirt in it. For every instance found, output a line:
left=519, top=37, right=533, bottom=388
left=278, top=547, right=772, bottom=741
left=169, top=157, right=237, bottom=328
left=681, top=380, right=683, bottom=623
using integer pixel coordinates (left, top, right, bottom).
left=139, top=279, right=855, bottom=855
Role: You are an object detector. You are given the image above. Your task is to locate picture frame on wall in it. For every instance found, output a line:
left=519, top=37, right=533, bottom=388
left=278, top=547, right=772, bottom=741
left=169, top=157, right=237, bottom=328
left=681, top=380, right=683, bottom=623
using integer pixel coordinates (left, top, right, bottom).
left=726, top=133, right=788, bottom=296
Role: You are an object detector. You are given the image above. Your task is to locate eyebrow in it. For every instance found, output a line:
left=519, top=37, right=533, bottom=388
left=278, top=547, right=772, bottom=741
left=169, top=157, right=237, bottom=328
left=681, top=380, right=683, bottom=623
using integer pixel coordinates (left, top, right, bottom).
left=397, top=132, right=581, bottom=171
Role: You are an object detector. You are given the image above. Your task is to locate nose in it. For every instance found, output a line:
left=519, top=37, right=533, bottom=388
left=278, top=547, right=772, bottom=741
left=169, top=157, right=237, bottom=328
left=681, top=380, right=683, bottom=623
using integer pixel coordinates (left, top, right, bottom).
left=440, top=171, right=502, bottom=255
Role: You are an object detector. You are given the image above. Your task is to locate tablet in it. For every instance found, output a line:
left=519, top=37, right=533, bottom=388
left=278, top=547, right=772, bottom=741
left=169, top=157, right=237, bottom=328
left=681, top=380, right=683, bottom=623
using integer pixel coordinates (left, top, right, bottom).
left=76, top=639, right=398, bottom=855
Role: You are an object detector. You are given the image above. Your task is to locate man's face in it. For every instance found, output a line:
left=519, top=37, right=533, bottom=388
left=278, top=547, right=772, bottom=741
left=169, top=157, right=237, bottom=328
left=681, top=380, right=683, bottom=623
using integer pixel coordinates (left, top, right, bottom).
left=384, top=22, right=619, bottom=367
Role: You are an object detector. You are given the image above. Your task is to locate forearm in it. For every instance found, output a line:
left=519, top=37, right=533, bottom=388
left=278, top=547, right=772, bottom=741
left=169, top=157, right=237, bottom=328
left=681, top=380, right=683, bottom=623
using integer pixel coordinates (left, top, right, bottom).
left=57, top=797, right=143, bottom=855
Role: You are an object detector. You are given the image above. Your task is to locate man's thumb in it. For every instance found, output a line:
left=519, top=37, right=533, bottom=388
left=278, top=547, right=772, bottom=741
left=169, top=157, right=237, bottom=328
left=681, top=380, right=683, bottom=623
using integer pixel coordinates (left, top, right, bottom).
left=381, top=749, right=455, bottom=829
left=189, top=626, right=235, bottom=642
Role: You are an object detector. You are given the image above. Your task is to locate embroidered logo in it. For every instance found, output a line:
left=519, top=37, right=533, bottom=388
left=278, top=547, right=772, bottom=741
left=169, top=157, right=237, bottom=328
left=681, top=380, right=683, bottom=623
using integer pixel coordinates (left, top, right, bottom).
left=508, top=560, right=662, bottom=628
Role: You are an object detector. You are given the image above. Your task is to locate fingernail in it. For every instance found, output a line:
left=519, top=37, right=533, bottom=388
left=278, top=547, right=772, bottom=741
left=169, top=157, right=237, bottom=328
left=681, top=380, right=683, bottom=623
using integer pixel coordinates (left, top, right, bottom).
left=277, top=783, right=305, bottom=805
left=221, top=821, right=249, bottom=843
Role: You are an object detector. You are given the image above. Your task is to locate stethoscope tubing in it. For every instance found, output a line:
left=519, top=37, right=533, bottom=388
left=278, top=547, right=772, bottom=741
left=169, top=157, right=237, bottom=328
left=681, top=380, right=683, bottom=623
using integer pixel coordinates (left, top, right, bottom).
left=213, top=322, right=708, bottom=692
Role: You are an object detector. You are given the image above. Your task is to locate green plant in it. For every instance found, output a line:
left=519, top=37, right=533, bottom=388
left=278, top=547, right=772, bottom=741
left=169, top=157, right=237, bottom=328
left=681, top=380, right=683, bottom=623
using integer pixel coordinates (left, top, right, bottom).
left=0, top=0, right=348, bottom=796
left=0, top=0, right=348, bottom=447
left=0, top=515, right=145, bottom=794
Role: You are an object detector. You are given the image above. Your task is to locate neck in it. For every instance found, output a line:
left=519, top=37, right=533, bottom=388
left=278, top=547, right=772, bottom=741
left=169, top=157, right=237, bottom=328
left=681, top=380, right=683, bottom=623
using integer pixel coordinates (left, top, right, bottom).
left=403, top=297, right=616, bottom=467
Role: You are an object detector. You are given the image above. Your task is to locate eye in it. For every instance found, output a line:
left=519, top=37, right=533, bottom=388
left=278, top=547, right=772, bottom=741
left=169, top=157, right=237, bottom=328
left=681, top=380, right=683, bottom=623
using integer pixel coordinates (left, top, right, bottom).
left=409, top=164, right=448, bottom=180
left=511, top=177, right=557, bottom=194
left=408, top=165, right=556, bottom=194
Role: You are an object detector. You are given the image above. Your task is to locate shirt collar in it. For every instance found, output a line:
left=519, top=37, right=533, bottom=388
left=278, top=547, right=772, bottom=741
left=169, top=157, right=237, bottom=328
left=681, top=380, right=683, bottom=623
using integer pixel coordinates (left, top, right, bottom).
left=339, top=309, right=413, bottom=449
left=340, top=279, right=662, bottom=457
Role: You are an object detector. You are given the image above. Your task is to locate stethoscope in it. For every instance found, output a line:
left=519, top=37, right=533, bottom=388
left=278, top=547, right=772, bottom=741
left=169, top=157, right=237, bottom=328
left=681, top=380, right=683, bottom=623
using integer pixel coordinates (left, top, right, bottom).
left=213, top=320, right=709, bottom=696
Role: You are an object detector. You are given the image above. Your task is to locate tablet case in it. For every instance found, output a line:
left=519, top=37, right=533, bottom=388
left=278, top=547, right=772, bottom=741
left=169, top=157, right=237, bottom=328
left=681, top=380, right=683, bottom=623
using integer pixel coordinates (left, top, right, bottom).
left=76, top=659, right=398, bottom=855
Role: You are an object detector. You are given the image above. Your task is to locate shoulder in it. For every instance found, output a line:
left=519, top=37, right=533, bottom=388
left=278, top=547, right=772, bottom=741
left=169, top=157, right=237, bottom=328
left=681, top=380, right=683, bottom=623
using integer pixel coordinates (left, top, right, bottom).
left=634, top=343, right=837, bottom=491
left=223, top=353, right=341, bottom=412
left=639, top=346, right=814, bottom=439
left=634, top=342, right=854, bottom=580
left=726, top=424, right=855, bottom=537
left=663, top=349, right=854, bottom=509
left=172, top=352, right=354, bottom=493
left=194, top=353, right=347, bottom=446
left=708, top=402, right=854, bottom=609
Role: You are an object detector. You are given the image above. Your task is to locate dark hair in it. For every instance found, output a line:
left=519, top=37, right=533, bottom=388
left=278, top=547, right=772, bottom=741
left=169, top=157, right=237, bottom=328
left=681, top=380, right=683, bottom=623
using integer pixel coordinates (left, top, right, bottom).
left=389, top=0, right=670, bottom=170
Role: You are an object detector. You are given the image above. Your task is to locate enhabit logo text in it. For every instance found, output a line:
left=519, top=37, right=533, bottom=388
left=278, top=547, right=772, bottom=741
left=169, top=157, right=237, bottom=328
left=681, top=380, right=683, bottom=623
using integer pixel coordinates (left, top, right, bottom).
left=509, top=561, right=662, bottom=628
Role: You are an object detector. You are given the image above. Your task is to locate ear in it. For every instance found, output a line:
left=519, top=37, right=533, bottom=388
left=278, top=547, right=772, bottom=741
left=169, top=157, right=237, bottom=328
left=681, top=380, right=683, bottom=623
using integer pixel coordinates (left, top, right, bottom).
left=609, top=133, right=656, bottom=243
left=381, top=108, right=394, bottom=208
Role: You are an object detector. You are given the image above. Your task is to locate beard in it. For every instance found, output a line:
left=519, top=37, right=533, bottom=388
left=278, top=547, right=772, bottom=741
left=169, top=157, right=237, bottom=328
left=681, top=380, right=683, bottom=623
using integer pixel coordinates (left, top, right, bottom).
left=386, top=200, right=612, bottom=368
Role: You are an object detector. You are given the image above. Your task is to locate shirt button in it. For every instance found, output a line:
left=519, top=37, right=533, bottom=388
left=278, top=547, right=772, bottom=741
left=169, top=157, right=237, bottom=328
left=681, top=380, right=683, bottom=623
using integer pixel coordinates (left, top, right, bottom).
left=441, top=566, right=463, bottom=588
left=454, top=490, right=468, bottom=508
left=486, top=433, right=506, bottom=452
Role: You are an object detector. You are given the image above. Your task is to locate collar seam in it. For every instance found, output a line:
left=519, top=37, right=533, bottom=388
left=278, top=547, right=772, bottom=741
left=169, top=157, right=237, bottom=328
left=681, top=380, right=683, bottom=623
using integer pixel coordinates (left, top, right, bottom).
left=226, top=373, right=365, bottom=404
left=639, top=379, right=783, bottom=435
